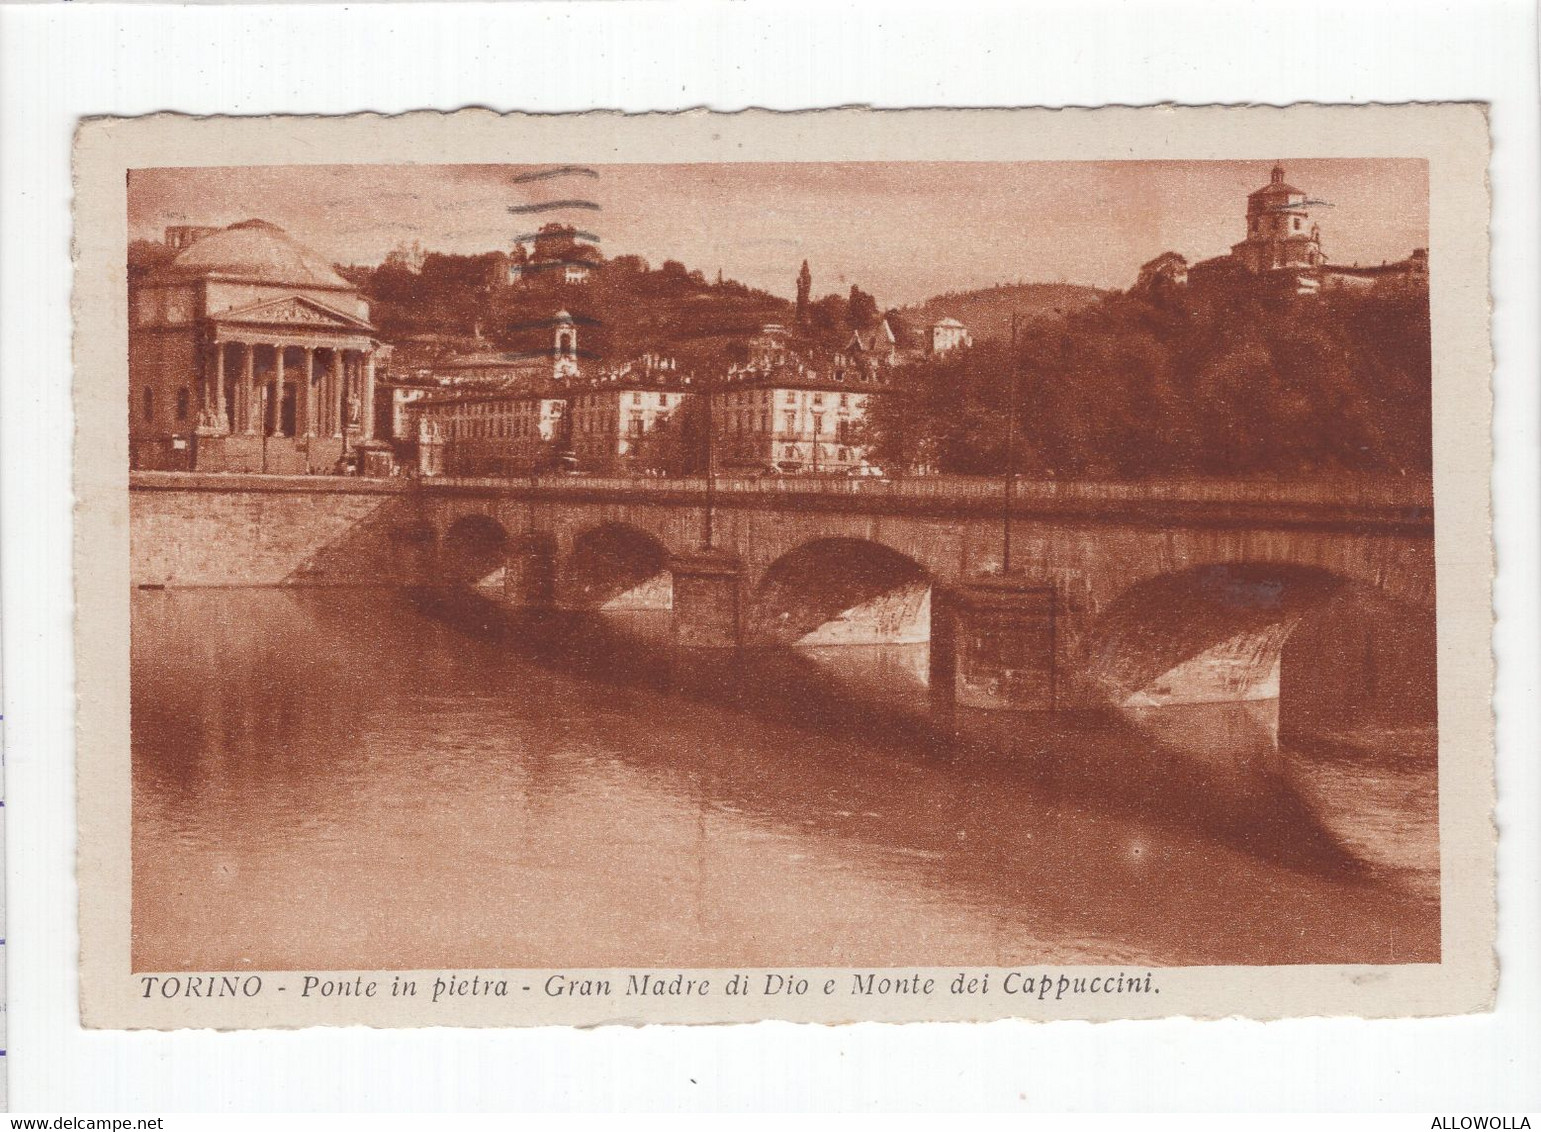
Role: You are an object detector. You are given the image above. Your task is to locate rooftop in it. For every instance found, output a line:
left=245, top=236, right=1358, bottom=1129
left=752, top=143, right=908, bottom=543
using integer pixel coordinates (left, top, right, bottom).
left=162, top=219, right=354, bottom=290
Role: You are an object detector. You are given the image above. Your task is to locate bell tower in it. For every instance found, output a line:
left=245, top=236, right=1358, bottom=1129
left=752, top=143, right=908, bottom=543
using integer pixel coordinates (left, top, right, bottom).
left=552, top=309, right=579, bottom=381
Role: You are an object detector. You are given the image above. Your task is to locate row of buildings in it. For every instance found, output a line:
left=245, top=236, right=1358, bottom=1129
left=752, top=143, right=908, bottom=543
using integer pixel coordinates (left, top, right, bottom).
left=404, top=312, right=970, bottom=477
left=126, top=217, right=971, bottom=476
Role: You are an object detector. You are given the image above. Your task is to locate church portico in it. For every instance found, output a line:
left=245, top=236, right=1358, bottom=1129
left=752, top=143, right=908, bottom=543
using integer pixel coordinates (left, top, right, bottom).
left=195, top=333, right=379, bottom=473
left=131, top=219, right=382, bottom=473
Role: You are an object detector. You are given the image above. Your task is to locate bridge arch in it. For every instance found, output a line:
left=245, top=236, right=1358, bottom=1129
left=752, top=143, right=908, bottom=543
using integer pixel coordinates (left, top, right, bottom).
left=439, top=513, right=510, bottom=587
left=1085, top=562, right=1435, bottom=742
left=559, top=521, right=673, bottom=610
left=746, top=537, right=932, bottom=648
left=1097, top=528, right=1436, bottom=613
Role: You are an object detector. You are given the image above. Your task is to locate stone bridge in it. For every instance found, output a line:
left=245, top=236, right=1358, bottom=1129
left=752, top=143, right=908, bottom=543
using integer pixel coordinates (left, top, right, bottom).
left=129, top=471, right=1436, bottom=734
left=409, top=473, right=1437, bottom=729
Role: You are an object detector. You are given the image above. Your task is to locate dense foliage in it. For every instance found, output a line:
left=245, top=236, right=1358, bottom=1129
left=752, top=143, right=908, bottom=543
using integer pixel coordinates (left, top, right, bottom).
left=340, top=250, right=907, bottom=371
left=863, top=285, right=1432, bottom=478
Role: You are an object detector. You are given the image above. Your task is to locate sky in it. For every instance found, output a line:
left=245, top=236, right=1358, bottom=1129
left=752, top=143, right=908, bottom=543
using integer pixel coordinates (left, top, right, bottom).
left=128, top=159, right=1428, bottom=306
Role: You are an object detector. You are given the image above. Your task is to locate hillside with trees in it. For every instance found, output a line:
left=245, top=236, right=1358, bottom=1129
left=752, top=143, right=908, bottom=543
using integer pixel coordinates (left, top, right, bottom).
left=898, top=282, right=1105, bottom=343
left=863, top=283, right=1432, bottom=479
left=342, top=236, right=920, bottom=372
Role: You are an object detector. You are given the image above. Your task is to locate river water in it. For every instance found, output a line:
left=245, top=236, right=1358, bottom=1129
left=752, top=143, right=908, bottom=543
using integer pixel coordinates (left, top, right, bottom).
left=131, top=587, right=1439, bottom=973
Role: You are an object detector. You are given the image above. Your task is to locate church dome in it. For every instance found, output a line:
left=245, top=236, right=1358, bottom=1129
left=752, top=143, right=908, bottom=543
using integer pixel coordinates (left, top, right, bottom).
left=167, top=219, right=353, bottom=289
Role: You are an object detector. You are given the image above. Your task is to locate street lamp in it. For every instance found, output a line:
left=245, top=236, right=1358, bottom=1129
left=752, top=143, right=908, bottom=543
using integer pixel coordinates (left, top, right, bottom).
left=1002, top=313, right=1020, bottom=575
left=701, top=370, right=716, bottom=550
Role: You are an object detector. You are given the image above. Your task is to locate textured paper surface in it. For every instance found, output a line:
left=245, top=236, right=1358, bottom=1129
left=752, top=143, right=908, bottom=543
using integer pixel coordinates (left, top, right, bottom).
left=74, top=105, right=1494, bottom=1028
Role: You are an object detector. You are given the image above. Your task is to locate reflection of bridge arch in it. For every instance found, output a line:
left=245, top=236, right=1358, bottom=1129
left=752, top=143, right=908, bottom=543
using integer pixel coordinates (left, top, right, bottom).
left=1086, top=563, right=1435, bottom=737
left=439, top=513, right=509, bottom=586
left=747, top=537, right=932, bottom=647
left=560, top=522, right=673, bottom=610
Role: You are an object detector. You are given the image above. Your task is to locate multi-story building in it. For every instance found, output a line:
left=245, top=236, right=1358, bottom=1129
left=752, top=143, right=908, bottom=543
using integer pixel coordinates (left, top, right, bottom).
left=848, top=311, right=971, bottom=364
left=507, top=223, right=601, bottom=285
left=927, top=316, right=973, bottom=354
left=1319, top=246, right=1430, bottom=294
left=405, top=310, right=588, bottom=475
left=412, top=383, right=571, bottom=476
left=569, top=354, right=696, bottom=474
left=713, top=326, right=890, bottom=474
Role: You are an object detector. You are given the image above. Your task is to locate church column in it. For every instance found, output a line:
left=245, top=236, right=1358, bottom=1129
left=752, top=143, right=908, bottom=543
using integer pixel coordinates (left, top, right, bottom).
left=199, top=340, right=224, bottom=430
left=299, top=347, right=315, bottom=437
left=361, top=349, right=377, bottom=440
left=317, top=349, right=332, bottom=435
left=198, top=342, right=214, bottom=422
left=331, top=349, right=346, bottom=438
left=271, top=345, right=286, bottom=437
left=213, top=341, right=227, bottom=429
left=241, top=342, right=257, bottom=435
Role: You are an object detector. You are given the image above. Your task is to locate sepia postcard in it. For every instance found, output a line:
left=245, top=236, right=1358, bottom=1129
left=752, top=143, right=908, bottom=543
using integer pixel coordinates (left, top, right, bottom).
left=74, top=105, right=1494, bottom=1029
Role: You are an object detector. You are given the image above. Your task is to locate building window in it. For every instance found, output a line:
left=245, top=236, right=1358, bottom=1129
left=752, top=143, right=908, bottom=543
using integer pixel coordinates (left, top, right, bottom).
left=812, top=392, right=823, bottom=406
left=175, top=387, right=190, bottom=421
left=142, top=387, right=154, bottom=422
left=784, top=445, right=797, bottom=461
left=783, top=411, right=796, bottom=434
left=632, top=392, right=642, bottom=406
left=812, top=415, right=823, bottom=435
left=840, top=393, right=849, bottom=408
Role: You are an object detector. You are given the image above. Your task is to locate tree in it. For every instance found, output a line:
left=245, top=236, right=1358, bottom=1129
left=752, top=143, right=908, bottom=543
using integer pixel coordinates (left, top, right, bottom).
left=866, top=285, right=1432, bottom=480
left=847, top=284, right=879, bottom=329
left=807, top=293, right=848, bottom=338
left=796, top=260, right=812, bottom=324
left=609, top=253, right=648, bottom=276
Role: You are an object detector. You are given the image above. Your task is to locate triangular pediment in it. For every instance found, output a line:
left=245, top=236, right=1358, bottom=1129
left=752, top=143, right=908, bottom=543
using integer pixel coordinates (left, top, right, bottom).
left=212, top=295, right=375, bottom=332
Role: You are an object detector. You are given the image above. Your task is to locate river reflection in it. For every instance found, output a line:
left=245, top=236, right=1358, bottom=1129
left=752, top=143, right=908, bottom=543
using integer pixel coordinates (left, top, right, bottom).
left=131, top=588, right=1438, bottom=972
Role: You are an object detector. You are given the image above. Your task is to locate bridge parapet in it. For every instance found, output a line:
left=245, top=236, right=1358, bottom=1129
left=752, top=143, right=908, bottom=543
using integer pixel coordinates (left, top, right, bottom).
left=418, top=472, right=1433, bottom=532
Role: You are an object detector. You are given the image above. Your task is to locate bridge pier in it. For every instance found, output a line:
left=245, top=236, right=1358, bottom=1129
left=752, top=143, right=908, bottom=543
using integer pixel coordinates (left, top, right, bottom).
left=668, top=551, right=743, bottom=649
left=503, top=533, right=557, bottom=608
left=929, top=576, right=1059, bottom=722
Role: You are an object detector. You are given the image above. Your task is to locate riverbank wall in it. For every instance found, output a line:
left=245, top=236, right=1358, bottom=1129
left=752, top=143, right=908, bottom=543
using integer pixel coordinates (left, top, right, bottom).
left=130, top=472, right=420, bottom=587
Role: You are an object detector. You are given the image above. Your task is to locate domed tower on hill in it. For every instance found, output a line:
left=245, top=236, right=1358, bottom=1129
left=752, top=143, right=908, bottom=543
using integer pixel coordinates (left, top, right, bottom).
left=1230, top=163, right=1325, bottom=283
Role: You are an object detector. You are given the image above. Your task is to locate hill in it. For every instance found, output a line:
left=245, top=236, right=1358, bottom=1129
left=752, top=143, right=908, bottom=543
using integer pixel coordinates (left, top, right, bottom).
left=345, top=249, right=798, bottom=373
left=900, top=282, right=1105, bottom=342
left=866, top=284, right=1432, bottom=479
